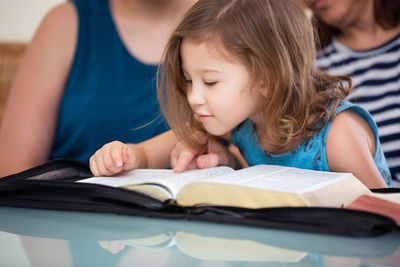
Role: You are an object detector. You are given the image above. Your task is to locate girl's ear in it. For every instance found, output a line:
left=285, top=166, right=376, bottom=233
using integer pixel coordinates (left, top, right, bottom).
left=259, top=86, right=268, bottom=97
left=254, top=81, right=268, bottom=97
left=254, top=78, right=268, bottom=97
left=250, top=79, right=268, bottom=97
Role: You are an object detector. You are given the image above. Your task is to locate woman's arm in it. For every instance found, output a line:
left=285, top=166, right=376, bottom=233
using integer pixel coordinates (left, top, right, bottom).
left=0, top=3, right=77, bottom=177
left=326, top=110, right=388, bottom=188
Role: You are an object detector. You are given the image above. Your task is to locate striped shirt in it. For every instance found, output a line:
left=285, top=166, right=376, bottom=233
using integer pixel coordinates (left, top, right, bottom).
left=317, top=33, right=400, bottom=181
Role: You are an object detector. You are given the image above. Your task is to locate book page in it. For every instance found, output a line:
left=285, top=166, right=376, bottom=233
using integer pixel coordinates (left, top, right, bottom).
left=202, top=165, right=351, bottom=193
left=78, top=169, right=174, bottom=187
left=158, top=167, right=234, bottom=197
left=78, top=167, right=234, bottom=198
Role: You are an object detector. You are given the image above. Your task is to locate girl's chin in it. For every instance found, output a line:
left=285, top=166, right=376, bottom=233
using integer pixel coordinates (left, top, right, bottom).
left=202, top=126, right=232, bottom=137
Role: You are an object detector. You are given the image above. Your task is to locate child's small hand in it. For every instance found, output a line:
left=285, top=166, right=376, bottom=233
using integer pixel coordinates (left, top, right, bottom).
left=89, top=141, right=138, bottom=176
left=170, top=141, right=200, bottom=172
left=171, top=133, right=237, bottom=173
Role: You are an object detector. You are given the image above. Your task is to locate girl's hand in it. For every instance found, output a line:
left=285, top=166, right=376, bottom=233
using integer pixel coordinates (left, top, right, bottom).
left=171, top=133, right=239, bottom=173
left=89, top=141, right=139, bottom=176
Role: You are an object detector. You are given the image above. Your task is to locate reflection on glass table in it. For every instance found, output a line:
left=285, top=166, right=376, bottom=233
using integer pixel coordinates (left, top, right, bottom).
left=0, top=206, right=399, bottom=267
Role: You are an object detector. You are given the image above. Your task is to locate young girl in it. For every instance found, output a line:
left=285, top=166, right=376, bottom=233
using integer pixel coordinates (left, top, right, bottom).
left=89, top=0, right=391, bottom=188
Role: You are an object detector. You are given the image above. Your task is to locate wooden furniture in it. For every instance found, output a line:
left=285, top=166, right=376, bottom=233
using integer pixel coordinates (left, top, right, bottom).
left=0, top=43, right=27, bottom=121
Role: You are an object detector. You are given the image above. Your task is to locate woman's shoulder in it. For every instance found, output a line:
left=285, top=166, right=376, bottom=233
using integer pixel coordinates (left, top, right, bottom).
left=43, top=2, right=77, bottom=26
left=36, top=2, right=77, bottom=50
left=34, top=2, right=77, bottom=63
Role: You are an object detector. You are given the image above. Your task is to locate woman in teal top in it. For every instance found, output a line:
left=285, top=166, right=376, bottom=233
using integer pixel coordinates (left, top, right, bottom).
left=50, top=0, right=169, bottom=162
left=0, top=0, right=195, bottom=176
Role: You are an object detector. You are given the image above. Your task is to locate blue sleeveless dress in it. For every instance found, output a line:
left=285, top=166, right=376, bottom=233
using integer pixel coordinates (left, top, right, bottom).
left=232, top=100, right=392, bottom=186
left=49, top=0, right=168, bottom=162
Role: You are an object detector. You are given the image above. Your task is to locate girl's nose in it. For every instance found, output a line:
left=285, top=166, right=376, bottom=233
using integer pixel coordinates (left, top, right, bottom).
left=187, top=84, right=205, bottom=106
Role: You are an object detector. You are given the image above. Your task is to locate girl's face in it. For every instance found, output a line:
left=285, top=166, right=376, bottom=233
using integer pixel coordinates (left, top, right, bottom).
left=305, top=0, right=373, bottom=30
left=180, top=40, right=264, bottom=136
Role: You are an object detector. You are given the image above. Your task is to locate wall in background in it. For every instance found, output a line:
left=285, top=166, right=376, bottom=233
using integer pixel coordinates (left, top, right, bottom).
left=0, top=0, right=66, bottom=42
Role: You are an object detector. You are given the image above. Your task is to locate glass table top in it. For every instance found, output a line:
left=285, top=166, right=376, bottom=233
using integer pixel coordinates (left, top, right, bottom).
left=0, top=206, right=399, bottom=267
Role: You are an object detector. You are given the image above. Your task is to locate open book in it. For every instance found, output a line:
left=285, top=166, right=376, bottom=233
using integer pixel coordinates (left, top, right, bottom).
left=78, top=164, right=373, bottom=209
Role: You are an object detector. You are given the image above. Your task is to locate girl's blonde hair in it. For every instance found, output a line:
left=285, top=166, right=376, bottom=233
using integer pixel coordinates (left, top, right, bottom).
left=158, top=0, right=351, bottom=153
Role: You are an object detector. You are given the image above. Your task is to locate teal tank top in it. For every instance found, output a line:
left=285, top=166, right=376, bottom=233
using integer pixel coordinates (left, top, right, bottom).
left=49, top=0, right=168, bottom=162
left=232, top=100, right=392, bottom=186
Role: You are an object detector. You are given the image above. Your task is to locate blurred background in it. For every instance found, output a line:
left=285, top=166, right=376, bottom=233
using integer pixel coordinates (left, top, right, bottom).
left=0, top=0, right=65, bottom=120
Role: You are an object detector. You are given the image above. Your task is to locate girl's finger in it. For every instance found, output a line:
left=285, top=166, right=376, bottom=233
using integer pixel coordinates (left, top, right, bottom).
left=196, top=153, right=220, bottom=169
left=89, top=156, right=100, bottom=176
left=110, top=144, right=124, bottom=168
left=121, top=145, right=128, bottom=164
left=174, top=148, right=197, bottom=173
left=97, top=152, right=112, bottom=176
left=185, top=160, right=199, bottom=170
left=170, top=147, right=178, bottom=169
left=122, top=145, right=138, bottom=170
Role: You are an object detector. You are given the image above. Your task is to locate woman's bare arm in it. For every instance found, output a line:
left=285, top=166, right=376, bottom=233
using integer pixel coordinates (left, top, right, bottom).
left=0, top=3, right=77, bottom=177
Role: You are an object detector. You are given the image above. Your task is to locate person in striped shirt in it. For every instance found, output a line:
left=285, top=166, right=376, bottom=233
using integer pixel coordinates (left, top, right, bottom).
left=305, top=0, right=400, bottom=184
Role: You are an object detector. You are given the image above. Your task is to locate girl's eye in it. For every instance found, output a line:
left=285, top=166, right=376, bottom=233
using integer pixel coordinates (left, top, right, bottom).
left=185, top=79, right=192, bottom=84
left=204, top=81, right=217, bottom=86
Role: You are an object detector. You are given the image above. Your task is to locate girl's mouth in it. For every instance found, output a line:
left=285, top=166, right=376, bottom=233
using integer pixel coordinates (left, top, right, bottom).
left=197, top=114, right=214, bottom=121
